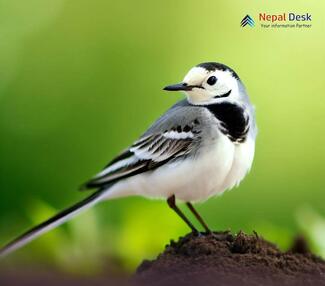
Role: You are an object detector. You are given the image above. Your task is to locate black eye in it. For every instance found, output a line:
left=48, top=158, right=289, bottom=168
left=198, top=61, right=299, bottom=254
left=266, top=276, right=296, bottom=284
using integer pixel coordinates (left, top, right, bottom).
left=207, top=76, right=217, bottom=86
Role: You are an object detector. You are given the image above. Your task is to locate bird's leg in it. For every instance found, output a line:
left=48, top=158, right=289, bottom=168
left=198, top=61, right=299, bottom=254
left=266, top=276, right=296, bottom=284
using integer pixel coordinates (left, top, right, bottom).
left=167, top=195, right=199, bottom=234
left=186, top=202, right=211, bottom=234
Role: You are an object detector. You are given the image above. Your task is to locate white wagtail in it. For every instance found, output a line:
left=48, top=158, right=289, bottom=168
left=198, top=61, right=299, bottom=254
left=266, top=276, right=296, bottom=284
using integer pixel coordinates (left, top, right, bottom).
left=0, top=62, right=257, bottom=257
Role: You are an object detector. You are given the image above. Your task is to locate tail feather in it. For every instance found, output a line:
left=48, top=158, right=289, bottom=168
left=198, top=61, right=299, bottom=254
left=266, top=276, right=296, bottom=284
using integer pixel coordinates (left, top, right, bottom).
left=0, top=190, right=106, bottom=258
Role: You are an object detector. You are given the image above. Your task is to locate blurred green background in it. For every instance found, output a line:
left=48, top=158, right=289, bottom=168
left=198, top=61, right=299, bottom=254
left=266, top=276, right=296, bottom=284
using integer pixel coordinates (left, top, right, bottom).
left=0, top=0, right=325, bottom=274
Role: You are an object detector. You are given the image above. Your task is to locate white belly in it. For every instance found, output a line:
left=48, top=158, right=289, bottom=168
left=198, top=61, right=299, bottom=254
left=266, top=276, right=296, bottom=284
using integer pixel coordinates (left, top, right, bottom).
left=105, top=136, right=255, bottom=203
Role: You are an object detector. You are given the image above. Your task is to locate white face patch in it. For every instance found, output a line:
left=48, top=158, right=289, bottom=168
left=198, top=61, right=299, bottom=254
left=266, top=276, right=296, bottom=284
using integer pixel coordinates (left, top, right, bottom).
left=182, top=67, right=239, bottom=105
left=183, top=67, right=208, bottom=86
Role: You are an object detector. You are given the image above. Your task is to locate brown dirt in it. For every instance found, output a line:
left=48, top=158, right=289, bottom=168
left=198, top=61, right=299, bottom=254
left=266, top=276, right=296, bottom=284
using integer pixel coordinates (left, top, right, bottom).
left=1, top=231, right=325, bottom=286
left=134, top=231, right=325, bottom=286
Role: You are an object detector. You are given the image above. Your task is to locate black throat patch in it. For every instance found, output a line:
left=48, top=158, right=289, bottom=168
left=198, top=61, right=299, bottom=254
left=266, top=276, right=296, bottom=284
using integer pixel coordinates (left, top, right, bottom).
left=204, top=103, right=249, bottom=143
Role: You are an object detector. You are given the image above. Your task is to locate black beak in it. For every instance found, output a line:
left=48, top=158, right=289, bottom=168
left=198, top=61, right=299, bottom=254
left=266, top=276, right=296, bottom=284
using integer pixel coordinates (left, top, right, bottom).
left=163, top=82, right=193, bottom=91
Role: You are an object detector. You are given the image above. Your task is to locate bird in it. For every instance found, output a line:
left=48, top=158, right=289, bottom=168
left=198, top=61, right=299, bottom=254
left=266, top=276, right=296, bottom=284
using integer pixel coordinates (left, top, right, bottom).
left=0, top=62, right=257, bottom=258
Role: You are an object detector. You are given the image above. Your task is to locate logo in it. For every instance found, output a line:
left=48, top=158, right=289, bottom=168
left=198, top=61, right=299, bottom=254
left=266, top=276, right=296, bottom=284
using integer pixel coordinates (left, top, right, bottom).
left=241, top=15, right=255, bottom=27
left=240, top=13, right=312, bottom=29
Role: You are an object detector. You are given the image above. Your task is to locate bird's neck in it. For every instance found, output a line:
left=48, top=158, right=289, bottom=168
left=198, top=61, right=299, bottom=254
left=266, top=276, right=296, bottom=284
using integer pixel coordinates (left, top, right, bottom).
left=203, top=102, right=250, bottom=143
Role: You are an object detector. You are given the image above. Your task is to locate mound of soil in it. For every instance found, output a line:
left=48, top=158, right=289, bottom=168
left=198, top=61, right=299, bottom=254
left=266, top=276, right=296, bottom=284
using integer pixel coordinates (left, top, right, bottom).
left=134, top=231, right=325, bottom=286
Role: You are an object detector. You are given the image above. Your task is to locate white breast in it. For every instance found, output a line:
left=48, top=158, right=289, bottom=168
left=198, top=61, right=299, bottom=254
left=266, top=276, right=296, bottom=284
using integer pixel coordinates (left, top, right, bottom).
left=221, top=138, right=255, bottom=191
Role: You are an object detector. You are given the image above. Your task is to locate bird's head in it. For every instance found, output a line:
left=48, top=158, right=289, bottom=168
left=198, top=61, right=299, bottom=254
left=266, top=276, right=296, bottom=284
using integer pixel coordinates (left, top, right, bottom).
left=164, top=62, right=244, bottom=105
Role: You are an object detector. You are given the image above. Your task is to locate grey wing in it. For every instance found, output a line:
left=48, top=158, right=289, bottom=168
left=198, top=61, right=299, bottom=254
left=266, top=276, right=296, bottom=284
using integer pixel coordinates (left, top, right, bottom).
left=82, top=103, right=205, bottom=190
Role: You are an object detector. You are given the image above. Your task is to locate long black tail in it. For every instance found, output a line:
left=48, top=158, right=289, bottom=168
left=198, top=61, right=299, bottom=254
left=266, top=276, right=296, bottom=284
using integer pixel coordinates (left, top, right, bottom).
left=0, top=190, right=106, bottom=258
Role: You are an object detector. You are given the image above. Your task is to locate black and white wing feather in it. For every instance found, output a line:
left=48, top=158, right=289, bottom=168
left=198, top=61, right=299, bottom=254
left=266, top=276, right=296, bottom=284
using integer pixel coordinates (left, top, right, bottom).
left=82, top=102, right=204, bottom=190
